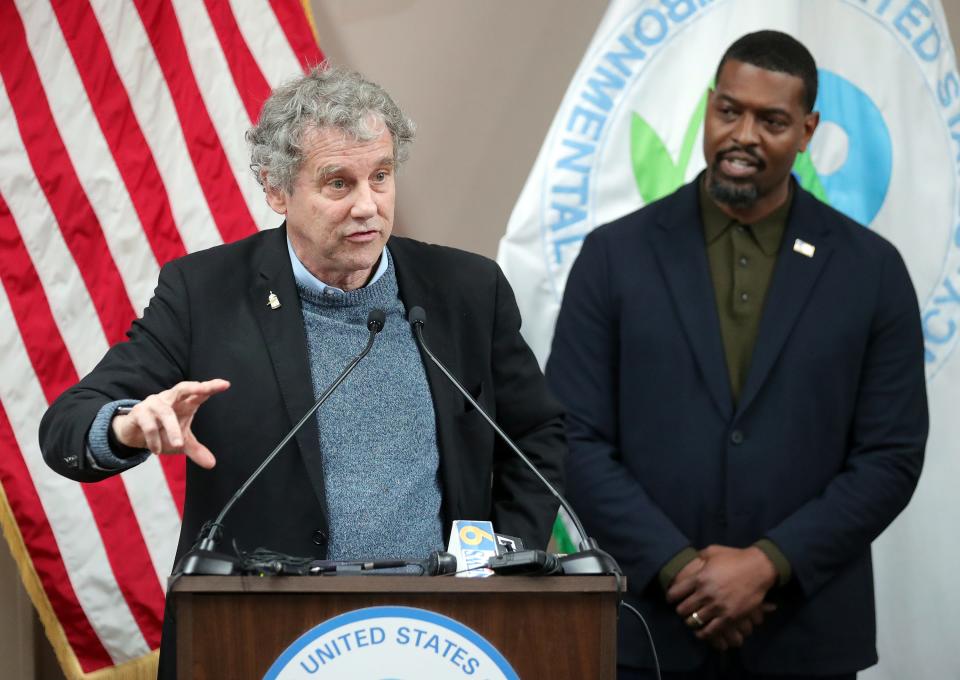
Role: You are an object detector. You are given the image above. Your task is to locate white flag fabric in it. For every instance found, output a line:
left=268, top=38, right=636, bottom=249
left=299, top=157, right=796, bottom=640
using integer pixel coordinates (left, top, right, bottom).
left=499, top=1, right=960, bottom=677
left=0, top=1, right=322, bottom=677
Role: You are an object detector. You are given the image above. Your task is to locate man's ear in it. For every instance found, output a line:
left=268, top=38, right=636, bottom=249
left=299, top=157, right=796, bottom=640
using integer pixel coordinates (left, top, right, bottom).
left=799, top=111, right=820, bottom=153
left=262, top=173, right=287, bottom=215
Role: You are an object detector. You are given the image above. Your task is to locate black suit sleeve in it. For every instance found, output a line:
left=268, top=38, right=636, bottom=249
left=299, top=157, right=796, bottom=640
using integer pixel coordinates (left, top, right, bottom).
left=546, top=230, right=693, bottom=590
left=487, top=264, right=566, bottom=550
left=766, top=243, right=927, bottom=597
left=39, top=260, right=191, bottom=482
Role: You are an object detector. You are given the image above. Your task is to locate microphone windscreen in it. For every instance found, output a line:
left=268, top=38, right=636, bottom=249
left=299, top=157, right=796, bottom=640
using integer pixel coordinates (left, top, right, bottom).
left=367, top=308, right=386, bottom=333
left=408, top=306, right=427, bottom=326
left=425, top=550, right=457, bottom=576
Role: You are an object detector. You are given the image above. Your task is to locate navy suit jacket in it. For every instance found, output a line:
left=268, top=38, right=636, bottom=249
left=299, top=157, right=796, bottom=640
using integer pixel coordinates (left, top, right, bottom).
left=546, top=181, right=926, bottom=674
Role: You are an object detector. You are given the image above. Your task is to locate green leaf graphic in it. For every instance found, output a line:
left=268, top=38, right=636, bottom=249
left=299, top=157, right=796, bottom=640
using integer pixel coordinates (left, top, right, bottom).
left=793, top=150, right=829, bottom=205
left=631, top=113, right=680, bottom=204
left=550, top=514, right=577, bottom=554
left=631, top=88, right=709, bottom=204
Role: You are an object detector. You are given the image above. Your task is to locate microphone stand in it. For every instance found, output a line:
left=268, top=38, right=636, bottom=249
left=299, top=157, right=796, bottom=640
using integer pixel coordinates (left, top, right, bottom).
left=407, top=306, right=620, bottom=576
left=176, top=309, right=386, bottom=576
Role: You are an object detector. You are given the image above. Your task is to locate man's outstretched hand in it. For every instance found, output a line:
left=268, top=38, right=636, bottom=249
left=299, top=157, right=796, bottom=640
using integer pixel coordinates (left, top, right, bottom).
left=111, top=379, right=230, bottom=469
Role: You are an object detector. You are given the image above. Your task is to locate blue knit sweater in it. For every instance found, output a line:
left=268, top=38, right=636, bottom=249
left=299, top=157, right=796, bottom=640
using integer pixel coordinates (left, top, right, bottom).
left=298, top=251, right=444, bottom=561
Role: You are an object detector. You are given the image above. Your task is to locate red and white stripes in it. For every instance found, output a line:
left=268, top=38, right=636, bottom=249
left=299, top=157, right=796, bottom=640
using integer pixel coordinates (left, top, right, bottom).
left=0, top=0, right=322, bottom=674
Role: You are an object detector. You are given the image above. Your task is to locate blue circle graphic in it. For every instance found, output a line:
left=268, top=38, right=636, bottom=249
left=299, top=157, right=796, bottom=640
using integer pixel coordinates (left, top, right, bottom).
left=813, top=69, right=893, bottom=227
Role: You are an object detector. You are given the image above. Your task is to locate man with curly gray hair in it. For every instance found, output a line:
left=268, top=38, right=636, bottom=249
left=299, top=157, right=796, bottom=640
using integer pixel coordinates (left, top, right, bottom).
left=40, top=65, right=565, bottom=678
left=249, top=66, right=415, bottom=194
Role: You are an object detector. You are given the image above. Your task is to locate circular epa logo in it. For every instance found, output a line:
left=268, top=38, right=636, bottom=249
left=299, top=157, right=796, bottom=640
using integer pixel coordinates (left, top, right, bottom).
left=263, top=606, right=519, bottom=679
left=536, top=0, right=960, bottom=379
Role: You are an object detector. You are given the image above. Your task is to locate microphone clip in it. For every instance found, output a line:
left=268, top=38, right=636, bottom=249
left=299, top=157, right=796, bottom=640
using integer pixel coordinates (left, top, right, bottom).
left=487, top=550, right=563, bottom=576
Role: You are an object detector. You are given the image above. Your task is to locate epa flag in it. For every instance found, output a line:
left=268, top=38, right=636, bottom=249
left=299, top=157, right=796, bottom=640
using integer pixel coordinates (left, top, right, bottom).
left=0, top=1, right=322, bottom=678
left=499, top=1, right=960, bottom=678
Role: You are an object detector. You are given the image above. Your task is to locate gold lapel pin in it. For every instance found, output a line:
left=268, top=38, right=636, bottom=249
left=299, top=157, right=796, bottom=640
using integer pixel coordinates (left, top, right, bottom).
left=793, top=238, right=815, bottom=258
left=267, top=291, right=281, bottom=309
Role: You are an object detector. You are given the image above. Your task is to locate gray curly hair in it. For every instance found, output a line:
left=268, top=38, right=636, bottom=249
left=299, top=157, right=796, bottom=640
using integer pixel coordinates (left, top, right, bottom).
left=247, top=66, right=416, bottom=193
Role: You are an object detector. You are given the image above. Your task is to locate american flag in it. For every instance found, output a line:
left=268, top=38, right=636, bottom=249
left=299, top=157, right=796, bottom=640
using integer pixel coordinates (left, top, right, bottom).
left=0, top=1, right=322, bottom=676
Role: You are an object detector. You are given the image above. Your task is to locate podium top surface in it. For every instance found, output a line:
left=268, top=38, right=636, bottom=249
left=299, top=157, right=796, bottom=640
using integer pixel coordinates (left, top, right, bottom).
left=170, top=574, right=620, bottom=594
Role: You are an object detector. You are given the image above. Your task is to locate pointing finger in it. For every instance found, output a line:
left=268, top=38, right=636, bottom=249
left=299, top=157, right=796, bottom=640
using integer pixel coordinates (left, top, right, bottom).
left=183, top=432, right=216, bottom=469
left=168, top=379, right=231, bottom=401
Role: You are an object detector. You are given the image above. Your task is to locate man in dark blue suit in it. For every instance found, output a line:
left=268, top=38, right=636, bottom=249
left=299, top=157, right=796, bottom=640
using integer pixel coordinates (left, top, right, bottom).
left=546, top=31, right=927, bottom=680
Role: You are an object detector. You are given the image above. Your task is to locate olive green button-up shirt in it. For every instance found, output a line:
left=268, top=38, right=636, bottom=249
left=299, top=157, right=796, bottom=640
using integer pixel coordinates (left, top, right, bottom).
left=657, top=180, right=795, bottom=593
left=700, top=179, right=792, bottom=402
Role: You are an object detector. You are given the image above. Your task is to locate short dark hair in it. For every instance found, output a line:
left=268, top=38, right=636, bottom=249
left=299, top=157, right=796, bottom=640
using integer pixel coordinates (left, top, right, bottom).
left=715, top=30, right=818, bottom=112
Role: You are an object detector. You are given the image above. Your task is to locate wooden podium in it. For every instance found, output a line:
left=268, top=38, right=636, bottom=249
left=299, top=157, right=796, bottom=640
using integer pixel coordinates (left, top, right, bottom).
left=171, top=574, right=619, bottom=678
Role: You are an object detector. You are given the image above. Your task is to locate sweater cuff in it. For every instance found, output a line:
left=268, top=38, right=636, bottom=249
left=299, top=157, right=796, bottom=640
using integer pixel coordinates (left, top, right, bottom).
left=658, top=546, right=699, bottom=593
left=754, top=538, right=792, bottom=587
left=86, top=400, right=150, bottom=471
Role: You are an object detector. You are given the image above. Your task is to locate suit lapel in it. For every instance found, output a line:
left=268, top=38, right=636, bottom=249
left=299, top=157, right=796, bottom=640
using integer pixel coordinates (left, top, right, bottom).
left=651, top=184, right=734, bottom=420
left=249, top=226, right=328, bottom=518
left=390, top=237, right=464, bottom=523
left=736, top=189, right=833, bottom=416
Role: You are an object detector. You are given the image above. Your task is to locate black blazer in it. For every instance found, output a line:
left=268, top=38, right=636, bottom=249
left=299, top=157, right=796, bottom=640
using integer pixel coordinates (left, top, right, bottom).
left=547, top=181, right=927, bottom=674
left=40, top=227, right=564, bottom=677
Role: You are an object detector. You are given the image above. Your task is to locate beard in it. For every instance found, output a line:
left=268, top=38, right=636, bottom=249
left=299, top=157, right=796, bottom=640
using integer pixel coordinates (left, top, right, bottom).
left=706, top=167, right=759, bottom=208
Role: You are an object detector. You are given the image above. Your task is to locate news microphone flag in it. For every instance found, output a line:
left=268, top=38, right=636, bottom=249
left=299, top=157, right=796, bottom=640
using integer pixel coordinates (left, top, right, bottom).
left=0, top=2, right=322, bottom=678
left=447, top=521, right=498, bottom=578
left=499, top=1, right=960, bottom=678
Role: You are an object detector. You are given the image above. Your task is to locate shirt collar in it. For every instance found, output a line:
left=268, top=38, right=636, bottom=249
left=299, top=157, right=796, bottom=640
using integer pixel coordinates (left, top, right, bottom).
left=700, top=178, right=734, bottom=246
left=699, top=176, right=793, bottom=256
left=286, top=236, right=389, bottom=295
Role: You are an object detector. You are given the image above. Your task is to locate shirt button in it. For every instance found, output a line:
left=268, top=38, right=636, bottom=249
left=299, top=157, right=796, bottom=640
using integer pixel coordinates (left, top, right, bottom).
left=740, top=292, right=749, bottom=302
left=730, top=430, right=744, bottom=445
left=312, top=529, right=327, bottom=545
left=739, top=256, right=749, bottom=267
left=737, top=225, right=747, bottom=234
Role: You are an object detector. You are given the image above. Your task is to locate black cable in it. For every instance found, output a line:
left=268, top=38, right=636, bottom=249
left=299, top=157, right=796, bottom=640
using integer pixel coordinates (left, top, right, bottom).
left=440, top=564, right=495, bottom=577
left=236, top=547, right=315, bottom=575
left=619, top=600, right=661, bottom=680
left=409, top=310, right=593, bottom=551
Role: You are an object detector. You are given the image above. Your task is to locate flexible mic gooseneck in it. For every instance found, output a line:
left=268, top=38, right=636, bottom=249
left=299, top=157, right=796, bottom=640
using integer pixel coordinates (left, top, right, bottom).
left=176, top=308, right=387, bottom=576
left=406, top=306, right=619, bottom=575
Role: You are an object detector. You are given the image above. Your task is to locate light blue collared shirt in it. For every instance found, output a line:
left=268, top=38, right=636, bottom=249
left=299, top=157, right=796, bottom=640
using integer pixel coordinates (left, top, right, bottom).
left=287, top=237, right=389, bottom=295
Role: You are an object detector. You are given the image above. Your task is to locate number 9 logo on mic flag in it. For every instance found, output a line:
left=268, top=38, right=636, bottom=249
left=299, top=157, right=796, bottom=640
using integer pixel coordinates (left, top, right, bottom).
left=459, top=524, right=496, bottom=548
left=447, top=520, right=498, bottom=578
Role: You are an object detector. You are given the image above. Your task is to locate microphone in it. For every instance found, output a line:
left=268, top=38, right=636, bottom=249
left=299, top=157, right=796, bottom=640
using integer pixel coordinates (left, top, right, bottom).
left=176, top=308, right=388, bottom=576
left=424, top=549, right=458, bottom=575
left=406, top=306, right=619, bottom=576
left=304, top=551, right=456, bottom=576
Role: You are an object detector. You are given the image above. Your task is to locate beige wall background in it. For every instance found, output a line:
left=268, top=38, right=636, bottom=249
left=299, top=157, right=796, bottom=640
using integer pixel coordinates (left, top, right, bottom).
left=309, top=1, right=609, bottom=258
left=3, top=2, right=958, bottom=678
